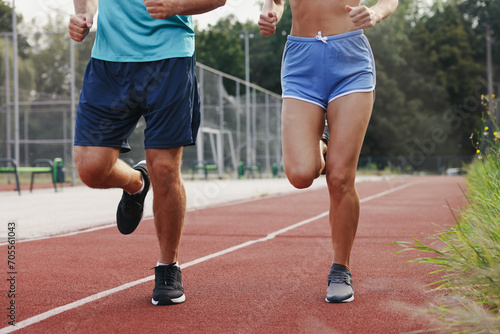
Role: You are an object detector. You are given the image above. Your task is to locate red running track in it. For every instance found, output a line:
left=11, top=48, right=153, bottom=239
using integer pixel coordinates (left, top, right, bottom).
left=1, top=176, right=466, bottom=333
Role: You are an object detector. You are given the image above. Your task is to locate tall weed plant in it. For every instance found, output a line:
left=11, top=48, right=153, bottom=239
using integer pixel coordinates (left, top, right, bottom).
left=396, top=95, right=500, bottom=333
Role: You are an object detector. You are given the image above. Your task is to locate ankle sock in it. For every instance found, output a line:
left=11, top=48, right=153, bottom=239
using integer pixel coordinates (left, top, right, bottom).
left=157, top=261, right=180, bottom=268
left=129, top=174, right=145, bottom=195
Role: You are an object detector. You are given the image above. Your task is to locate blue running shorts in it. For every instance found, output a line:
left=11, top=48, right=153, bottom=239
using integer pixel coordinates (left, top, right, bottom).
left=74, top=56, right=200, bottom=152
left=281, top=29, right=375, bottom=110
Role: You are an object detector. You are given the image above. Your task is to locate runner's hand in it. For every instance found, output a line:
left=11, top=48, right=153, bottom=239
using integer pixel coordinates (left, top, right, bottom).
left=144, top=0, right=176, bottom=19
left=345, top=5, right=380, bottom=29
left=259, top=12, right=278, bottom=36
left=68, top=13, right=93, bottom=42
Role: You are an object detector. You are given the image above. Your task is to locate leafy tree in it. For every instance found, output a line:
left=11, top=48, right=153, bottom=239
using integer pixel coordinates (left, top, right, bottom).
left=457, top=0, right=500, bottom=105
left=30, top=18, right=71, bottom=100
left=250, top=1, right=292, bottom=94
left=0, top=0, right=34, bottom=99
left=407, top=1, right=485, bottom=155
left=195, top=0, right=487, bottom=165
left=195, top=15, right=245, bottom=80
left=195, top=3, right=292, bottom=94
left=0, top=0, right=29, bottom=58
left=0, top=1, right=35, bottom=160
left=3, top=0, right=492, bottom=167
left=361, top=0, right=486, bottom=165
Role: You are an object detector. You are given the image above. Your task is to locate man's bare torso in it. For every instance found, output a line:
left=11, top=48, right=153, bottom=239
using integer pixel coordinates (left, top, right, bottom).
left=289, top=0, right=362, bottom=37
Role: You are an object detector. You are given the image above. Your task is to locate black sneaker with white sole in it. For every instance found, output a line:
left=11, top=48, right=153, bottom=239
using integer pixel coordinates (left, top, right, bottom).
left=152, top=264, right=186, bottom=305
left=325, top=264, right=354, bottom=303
left=116, top=160, right=150, bottom=235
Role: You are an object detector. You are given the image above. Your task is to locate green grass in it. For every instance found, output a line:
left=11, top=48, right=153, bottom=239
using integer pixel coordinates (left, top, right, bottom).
left=394, top=121, right=500, bottom=333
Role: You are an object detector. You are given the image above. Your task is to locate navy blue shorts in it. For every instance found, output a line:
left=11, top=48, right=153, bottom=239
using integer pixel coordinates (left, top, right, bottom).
left=74, top=56, right=200, bottom=152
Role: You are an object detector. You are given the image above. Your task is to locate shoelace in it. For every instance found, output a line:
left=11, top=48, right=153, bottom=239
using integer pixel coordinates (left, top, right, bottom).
left=328, top=271, right=350, bottom=285
left=154, top=266, right=179, bottom=286
left=316, top=31, right=328, bottom=44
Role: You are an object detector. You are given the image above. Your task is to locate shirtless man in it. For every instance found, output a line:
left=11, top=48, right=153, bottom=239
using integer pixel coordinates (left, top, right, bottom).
left=259, top=0, right=398, bottom=303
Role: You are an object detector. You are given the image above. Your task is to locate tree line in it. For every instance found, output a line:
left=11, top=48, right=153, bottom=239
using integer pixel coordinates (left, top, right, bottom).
left=195, top=0, right=499, bottom=162
left=0, top=0, right=498, bottom=166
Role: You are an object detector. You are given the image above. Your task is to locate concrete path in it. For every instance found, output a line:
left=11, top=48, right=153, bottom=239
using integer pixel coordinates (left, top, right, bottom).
left=0, top=175, right=387, bottom=241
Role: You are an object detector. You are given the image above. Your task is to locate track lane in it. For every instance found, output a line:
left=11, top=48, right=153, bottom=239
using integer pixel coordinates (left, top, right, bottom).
left=1, top=176, right=465, bottom=333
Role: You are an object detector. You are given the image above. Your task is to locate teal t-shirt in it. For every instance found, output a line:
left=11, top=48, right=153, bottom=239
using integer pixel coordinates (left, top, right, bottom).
left=91, top=0, right=195, bottom=62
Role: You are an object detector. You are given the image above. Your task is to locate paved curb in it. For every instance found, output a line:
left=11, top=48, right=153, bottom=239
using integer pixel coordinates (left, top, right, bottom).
left=0, top=175, right=393, bottom=241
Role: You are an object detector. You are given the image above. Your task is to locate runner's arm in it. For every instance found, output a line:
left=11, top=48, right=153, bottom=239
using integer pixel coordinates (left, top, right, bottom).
left=144, top=0, right=226, bottom=19
left=68, top=0, right=98, bottom=42
left=259, top=0, right=285, bottom=36
left=346, top=0, right=398, bottom=30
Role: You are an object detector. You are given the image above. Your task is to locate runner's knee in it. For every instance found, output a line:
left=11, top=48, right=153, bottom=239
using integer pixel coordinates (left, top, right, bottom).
left=326, top=172, right=355, bottom=199
left=285, top=165, right=316, bottom=189
left=148, top=159, right=182, bottom=190
left=74, top=148, right=115, bottom=188
left=75, top=161, right=111, bottom=188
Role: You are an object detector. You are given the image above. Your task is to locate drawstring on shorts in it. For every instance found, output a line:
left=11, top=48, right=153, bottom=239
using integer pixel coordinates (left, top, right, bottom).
left=315, top=31, right=328, bottom=44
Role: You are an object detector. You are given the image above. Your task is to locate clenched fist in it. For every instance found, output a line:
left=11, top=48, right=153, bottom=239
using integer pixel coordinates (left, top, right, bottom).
left=68, top=13, right=93, bottom=42
left=144, top=0, right=177, bottom=19
left=259, top=11, right=278, bottom=36
left=345, top=5, right=381, bottom=29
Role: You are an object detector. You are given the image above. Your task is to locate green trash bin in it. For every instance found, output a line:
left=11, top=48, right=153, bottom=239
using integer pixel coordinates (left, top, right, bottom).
left=238, top=161, right=245, bottom=179
left=272, top=163, right=278, bottom=178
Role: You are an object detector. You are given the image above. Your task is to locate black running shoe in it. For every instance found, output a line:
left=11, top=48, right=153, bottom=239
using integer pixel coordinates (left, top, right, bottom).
left=116, top=160, right=150, bottom=235
left=325, top=264, right=354, bottom=303
left=321, top=123, right=329, bottom=175
left=152, top=264, right=186, bottom=305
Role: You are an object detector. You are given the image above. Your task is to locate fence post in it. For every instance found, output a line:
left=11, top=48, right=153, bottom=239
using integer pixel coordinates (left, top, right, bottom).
left=236, top=81, right=241, bottom=169
left=252, top=87, right=257, bottom=171
left=197, top=67, right=205, bottom=178
left=70, top=38, right=79, bottom=185
left=4, top=34, right=12, bottom=184
left=245, top=81, right=251, bottom=175
left=275, top=99, right=281, bottom=170
left=12, top=3, right=20, bottom=166
left=265, top=93, right=270, bottom=174
left=218, top=74, right=224, bottom=177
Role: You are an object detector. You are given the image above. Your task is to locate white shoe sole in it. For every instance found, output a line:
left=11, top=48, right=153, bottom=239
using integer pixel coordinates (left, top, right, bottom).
left=325, top=295, right=354, bottom=303
left=151, top=294, right=186, bottom=305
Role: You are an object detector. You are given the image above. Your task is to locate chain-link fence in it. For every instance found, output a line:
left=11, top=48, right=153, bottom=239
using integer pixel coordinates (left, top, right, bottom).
left=122, top=63, right=284, bottom=179
left=0, top=31, right=476, bottom=186
left=0, top=32, right=283, bottom=183
left=191, top=63, right=283, bottom=178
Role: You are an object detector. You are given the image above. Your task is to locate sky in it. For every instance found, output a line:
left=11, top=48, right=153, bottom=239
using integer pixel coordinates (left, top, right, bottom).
left=10, top=0, right=263, bottom=30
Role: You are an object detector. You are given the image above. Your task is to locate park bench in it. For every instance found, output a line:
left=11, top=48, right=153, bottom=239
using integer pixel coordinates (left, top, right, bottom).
left=0, top=158, right=65, bottom=195
left=192, top=161, right=218, bottom=180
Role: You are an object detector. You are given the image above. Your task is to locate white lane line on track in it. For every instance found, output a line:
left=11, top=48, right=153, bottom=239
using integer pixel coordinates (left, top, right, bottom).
left=0, top=181, right=417, bottom=334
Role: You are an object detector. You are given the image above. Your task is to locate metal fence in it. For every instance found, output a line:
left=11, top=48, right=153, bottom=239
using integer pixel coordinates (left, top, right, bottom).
left=0, top=31, right=476, bottom=185
left=192, top=64, right=283, bottom=178
left=0, top=32, right=283, bottom=183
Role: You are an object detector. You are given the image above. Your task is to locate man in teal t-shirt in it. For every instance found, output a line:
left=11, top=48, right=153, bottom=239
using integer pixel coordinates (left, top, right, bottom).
left=68, top=0, right=226, bottom=306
